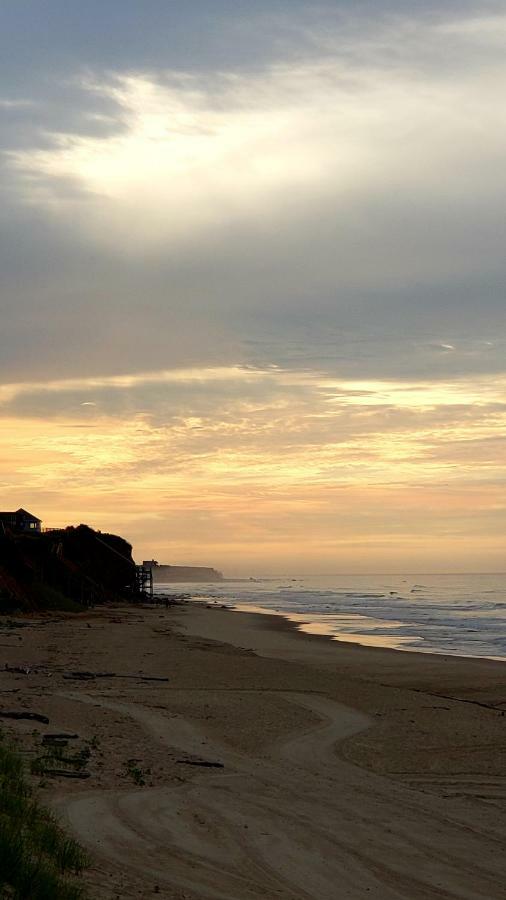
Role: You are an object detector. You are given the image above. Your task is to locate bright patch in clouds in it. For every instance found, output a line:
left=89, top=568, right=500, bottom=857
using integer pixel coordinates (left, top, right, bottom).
left=9, top=12, right=506, bottom=253
left=12, top=68, right=356, bottom=245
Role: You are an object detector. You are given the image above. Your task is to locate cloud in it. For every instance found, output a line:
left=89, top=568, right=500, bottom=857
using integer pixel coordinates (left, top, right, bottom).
left=2, top=364, right=506, bottom=483
left=0, top=7, right=505, bottom=386
left=0, top=99, right=33, bottom=109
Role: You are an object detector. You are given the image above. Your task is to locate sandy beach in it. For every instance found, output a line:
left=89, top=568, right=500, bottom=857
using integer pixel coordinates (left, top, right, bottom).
left=1, top=601, right=506, bottom=899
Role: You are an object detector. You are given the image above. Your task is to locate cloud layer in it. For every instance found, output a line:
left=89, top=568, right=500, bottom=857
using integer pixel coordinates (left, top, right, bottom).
left=1, top=365, right=504, bottom=571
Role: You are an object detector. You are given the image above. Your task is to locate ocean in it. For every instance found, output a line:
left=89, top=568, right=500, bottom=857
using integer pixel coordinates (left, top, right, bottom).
left=154, top=573, right=506, bottom=661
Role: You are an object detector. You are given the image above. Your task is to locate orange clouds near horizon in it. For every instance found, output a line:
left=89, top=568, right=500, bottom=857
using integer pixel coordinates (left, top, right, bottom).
left=2, top=366, right=505, bottom=575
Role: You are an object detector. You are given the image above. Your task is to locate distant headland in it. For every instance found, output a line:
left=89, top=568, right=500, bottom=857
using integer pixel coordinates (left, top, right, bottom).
left=143, top=560, right=224, bottom=583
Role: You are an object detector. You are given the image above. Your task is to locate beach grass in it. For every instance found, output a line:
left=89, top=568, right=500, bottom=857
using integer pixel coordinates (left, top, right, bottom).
left=0, top=733, right=89, bottom=899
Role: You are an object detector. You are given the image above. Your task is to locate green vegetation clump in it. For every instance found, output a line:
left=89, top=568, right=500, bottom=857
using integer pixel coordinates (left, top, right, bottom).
left=0, top=736, right=89, bottom=899
left=125, top=759, right=151, bottom=786
left=31, top=745, right=91, bottom=778
left=30, top=584, right=83, bottom=613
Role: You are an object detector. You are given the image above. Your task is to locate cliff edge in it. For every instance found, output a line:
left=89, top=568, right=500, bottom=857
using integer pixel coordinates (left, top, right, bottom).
left=0, top=524, right=136, bottom=611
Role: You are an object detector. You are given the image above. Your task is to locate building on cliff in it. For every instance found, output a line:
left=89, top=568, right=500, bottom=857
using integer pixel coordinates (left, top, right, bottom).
left=0, top=508, right=42, bottom=535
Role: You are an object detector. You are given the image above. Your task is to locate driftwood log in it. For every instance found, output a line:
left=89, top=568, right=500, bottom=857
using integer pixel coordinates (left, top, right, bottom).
left=63, top=670, right=169, bottom=682
left=0, top=710, right=49, bottom=724
left=43, top=732, right=78, bottom=740
left=118, top=675, right=169, bottom=682
left=176, top=759, right=224, bottom=768
left=63, top=671, right=114, bottom=681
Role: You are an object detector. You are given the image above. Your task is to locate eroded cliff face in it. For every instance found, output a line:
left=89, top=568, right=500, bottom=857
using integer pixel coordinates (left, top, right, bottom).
left=0, top=524, right=136, bottom=611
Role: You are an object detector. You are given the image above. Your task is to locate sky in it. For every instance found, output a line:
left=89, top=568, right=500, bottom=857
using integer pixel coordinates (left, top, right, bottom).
left=1, top=1, right=505, bottom=574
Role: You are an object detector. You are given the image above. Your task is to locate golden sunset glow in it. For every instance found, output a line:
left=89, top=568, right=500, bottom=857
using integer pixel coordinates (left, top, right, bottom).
left=1, top=366, right=504, bottom=573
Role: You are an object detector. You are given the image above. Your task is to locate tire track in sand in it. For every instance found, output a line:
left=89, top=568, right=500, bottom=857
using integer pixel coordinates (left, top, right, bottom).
left=53, top=691, right=506, bottom=899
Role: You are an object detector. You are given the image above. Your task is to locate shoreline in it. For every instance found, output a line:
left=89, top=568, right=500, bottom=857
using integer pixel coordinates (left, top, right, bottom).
left=176, top=599, right=506, bottom=691
left=178, top=593, right=506, bottom=665
left=155, top=569, right=506, bottom=663
left=1, top=601, right=506, bottom=898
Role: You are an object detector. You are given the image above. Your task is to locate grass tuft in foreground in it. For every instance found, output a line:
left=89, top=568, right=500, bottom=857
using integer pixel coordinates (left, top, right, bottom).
left=0, top=735, right=89, bottom=899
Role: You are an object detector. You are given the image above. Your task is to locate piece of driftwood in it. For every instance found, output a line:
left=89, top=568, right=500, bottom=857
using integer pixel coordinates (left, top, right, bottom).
left=43, top=732, right=78, bottom=740
left=119, top=675, right=169, bottom=682
left=63, top=670, right=169, bottom=682
left=0, top=710, right=49, bottom=724
left=176, top=759, right=224, bottom=768
left=43, top=769, right=91, bottom=779
left=63, top=671, right=115, bottom=681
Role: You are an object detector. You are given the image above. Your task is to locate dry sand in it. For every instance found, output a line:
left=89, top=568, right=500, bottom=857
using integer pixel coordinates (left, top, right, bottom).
left=1, top=601, right=506, bottom=899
